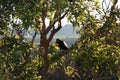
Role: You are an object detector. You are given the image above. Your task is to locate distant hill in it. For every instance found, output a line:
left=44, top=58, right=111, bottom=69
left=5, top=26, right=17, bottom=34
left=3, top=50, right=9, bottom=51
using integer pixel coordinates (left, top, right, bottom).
left=54, top=24, right=79, bottom=38
left=26, top=24, right=79, bottom=38
left=55, top=24, right=77, bottom=36
left=26, top=24, right=79, bottom=47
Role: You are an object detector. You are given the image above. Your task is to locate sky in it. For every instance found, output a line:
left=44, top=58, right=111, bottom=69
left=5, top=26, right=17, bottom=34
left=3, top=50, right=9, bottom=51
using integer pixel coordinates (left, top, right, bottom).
left=45, top=17, right=70, bottom=27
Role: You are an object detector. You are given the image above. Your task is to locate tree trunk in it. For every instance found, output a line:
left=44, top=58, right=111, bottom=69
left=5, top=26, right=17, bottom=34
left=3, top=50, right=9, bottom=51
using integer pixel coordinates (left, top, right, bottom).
left=40, top=54, right=49, bottom=80
left=38, top=34, right=50, bottom=80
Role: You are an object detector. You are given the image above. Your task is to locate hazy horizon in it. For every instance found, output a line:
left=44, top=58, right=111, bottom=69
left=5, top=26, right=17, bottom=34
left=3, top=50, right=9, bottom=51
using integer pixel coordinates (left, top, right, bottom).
left=26, top=24, right=80, bottom=47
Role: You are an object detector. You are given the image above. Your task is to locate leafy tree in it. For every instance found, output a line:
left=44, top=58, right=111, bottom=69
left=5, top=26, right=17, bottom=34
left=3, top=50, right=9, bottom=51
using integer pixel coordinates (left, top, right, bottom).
left=0, top=0, right=119, bottom=80
left=70, top=0, right=120, bottom=79
left=0, top=0, right=87, bottom=79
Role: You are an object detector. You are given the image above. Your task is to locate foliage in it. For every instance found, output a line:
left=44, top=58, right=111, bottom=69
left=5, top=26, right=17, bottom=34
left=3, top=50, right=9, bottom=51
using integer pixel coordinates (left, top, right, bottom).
left=70, top=0, right=120, bottom=79
left=0, top=0, right=120, bottom=80
left=0, top=35, right=41, bottom=79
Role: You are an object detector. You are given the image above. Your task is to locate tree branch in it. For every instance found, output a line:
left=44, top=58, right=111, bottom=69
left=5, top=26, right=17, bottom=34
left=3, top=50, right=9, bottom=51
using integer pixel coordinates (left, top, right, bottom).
left=47, top=18, right=62, bottom=43
left=110, top=0, right=118, bottom=14
left=31, top=31, right=37, bottom=44
left=41, top=2, right=48, bottom=33
left=45, top=9, right=69, bottom=35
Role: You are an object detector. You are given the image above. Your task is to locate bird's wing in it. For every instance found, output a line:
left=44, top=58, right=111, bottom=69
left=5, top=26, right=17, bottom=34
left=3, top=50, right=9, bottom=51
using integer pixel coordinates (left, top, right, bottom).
left=63, top=41, right=68, bottom=48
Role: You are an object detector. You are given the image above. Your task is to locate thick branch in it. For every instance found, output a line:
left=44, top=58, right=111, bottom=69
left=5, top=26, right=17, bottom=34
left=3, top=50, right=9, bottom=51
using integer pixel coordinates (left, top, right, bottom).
left=41, top=2, right=48, bottom=33
left=41, top=17, right=46, bottom=34
left=45, top=9, right=69, bottom=35
left=48, top=19, right=62, bottom=43
left=41, top=12, right=46, bottom=31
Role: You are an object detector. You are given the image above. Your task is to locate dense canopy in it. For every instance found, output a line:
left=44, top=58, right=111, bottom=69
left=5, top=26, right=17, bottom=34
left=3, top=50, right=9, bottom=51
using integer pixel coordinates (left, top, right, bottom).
left=0, top=0, right=120, bottom=80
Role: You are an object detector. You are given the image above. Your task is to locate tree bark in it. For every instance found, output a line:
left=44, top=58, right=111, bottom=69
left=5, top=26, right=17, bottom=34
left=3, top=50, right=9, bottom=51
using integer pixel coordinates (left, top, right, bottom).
left=38, top=32, right=50, bottom=80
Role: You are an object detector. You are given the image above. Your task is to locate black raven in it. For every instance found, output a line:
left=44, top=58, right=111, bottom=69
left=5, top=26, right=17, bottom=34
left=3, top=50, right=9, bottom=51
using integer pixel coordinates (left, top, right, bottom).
left=56, top=39, right=68, bottom=50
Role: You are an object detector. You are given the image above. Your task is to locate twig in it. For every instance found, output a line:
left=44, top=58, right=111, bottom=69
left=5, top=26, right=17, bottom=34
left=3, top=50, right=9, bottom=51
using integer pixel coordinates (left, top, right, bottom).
left=31, top=31, right=37, bottom=45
